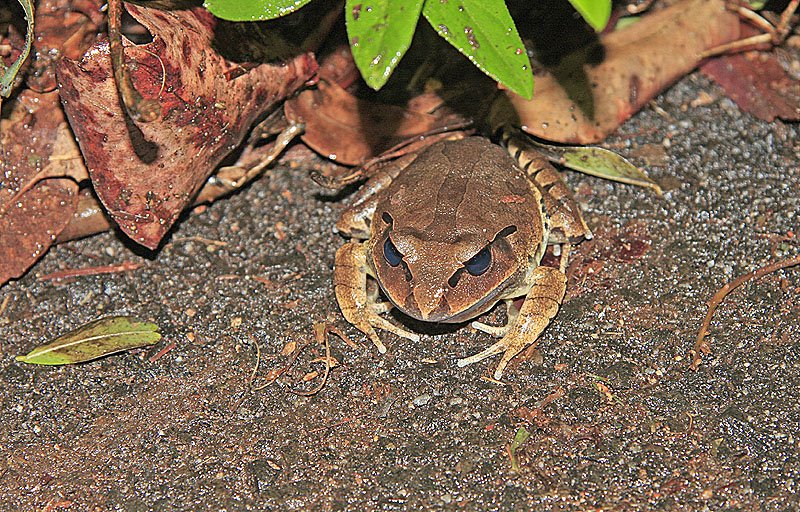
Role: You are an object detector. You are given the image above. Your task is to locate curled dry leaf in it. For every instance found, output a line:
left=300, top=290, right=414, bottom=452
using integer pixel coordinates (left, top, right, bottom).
left=503, top=0, right=741, bottom=143
left=57, top=5, right=318, bottom=249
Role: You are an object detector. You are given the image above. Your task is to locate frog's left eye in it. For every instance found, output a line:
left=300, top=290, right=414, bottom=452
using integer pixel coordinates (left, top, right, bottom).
left=464, top=247, right=491, bottom=276
left=383, top=237, right=404, bottom=267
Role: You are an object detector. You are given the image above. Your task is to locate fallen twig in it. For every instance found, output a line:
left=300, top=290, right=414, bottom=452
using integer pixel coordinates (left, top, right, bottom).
left=289, top=323, right=352, bottom=397
left=38, top=261, right=142, bottom=281
left=691, top=254, right=800, bottom=370
left=148, top=341, right=177, bottom=363
left=0, top=295, right=9, bottom=317
left=108, top=0, right=160, bottom=121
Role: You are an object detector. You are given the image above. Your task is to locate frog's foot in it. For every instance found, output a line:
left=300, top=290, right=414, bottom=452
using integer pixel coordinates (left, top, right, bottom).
left=334, top=242, right=419, bottom=354
left=458, top=266, right=566, bottom=379
left=471, top=321, right=510, bottom=337
left=471, top=299, right=520, bottom=337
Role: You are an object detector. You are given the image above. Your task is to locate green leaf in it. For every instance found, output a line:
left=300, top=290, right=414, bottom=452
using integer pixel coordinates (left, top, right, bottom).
left=1, top=0, right=34, bottom=98
left=567, top=0, right=612, bottom=32
left=509, top=426, right=530, bottom=471
left=345, top=0, right=424, bottom=91
left=16, top=316, right=162, bottom=365
left=422, top=0, right=533, bottom=99
left=528, top=139, right=663, bottom=195
left=203, top=0, right=314, bottom=21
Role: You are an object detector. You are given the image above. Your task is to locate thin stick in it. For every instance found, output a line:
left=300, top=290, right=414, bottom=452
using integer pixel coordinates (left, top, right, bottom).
left=289, top=323, right=336, bottom=397
left=691, top=254, right=800, bottom=370
left=148, top=341, right=177, bottom=363
left=108, top=0, right=160, bottom=122
left=38, top=261, right=142, bottom=281
left=247, top=335, right=262, bottom=385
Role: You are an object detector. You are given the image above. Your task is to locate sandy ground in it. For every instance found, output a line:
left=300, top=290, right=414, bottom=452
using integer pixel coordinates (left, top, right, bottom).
left=1, top=72, right=798, bottom=510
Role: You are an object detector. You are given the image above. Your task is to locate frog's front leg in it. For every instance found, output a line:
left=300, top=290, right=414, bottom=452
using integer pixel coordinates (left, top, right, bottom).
left=334, top=241, right=420, bottom=353
left=458, top=264, right=567, bottom=380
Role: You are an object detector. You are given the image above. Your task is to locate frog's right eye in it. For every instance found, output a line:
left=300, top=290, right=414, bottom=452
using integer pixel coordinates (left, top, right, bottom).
left=383, top=237, right=404, bottom=267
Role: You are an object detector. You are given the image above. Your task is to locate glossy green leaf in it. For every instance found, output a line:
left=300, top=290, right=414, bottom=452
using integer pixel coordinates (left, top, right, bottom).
left=16, top=316, right=162, bottom=365
left=422, top=0, right=533, bottom=99
left=567, top=0, right=612, bottom=32
left=203, top=0, right=313, bottom=21
left=509, top=426, right=530, bottom=471
left=528, top=139, right=663, bottom=195
left=1, top=0, right=34, bottom=97
left=345, top=0, right=424, bottom=90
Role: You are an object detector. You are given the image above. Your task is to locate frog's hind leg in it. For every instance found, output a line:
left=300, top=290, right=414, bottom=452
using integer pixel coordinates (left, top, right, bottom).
left=458, top=264, right=567, bottom=380
left=334, top=242, right=420, bottom=354
left=501, top=130, right=592, bottom=244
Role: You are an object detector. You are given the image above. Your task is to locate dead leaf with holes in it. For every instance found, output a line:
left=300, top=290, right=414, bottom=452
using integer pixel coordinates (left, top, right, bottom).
left=57, top=4, right=318, bottom=249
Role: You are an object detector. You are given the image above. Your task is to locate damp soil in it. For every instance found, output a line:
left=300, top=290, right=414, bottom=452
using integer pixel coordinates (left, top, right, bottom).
left=1, top=73, right=799, bottom=510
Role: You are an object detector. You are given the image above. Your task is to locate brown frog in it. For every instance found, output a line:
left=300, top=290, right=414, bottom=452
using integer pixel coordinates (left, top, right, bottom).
left=333, top=132, right=591, bottom=379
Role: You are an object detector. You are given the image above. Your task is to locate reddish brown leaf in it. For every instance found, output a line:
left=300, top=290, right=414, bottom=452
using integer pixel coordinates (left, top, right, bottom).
left=0, top=91, right=84, bottom=285
left=57, top=5, right=318, bottom=249
left=701, top=51, right=800, bottom=122
left=285, top=79, right=467, bottom=166
left=26, top=0, right=105, bottom=93
left=504, top=0, right=741, bottom=143
left=0, top=0, right=104, bottom=286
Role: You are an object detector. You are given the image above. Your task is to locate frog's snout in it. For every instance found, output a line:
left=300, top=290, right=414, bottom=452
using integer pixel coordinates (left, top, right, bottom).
left=402, top=285, right=452, bottom=323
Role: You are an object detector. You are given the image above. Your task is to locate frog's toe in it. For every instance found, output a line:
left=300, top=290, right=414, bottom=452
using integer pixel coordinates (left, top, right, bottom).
left=457, top=340, right=506, bottom=369
left=373, top=316, right=420, bottom=342
left=367, top=331, right=388, bottom=354
left=370, top=301, right=394, bottom=315
left=361, top=312, right=419, bottom=347
left=471, top=320, right=510, bottom=337
left=457, top=335, right=533, bottom=380
left=350, top=319, right=387, bottom=354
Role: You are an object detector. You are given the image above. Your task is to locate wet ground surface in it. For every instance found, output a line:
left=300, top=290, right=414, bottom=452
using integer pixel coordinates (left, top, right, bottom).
left=1, top=73, right=798, bottom=510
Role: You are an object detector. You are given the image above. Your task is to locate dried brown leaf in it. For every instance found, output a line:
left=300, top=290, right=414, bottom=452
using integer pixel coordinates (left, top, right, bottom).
left=504, top=0, right=741, bottom=143
left=0, top=90, right=86, bottom=285
left=57, top=5, right=317, bottom=249
left=285, top=79, right=467, bottom=166
left=702, top=51, right=800, bottom=121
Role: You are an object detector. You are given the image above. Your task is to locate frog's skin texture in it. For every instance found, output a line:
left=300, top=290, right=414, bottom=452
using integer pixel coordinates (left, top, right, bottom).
left=334, top=134, right=591, bottom=379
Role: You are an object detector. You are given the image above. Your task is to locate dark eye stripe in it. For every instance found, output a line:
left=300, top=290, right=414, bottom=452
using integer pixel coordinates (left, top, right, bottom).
left=383, top=237, right=403, bottom=267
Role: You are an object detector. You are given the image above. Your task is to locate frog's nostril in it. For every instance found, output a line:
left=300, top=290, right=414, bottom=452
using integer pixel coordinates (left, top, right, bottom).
left=447, top=268, right=464, bottom=288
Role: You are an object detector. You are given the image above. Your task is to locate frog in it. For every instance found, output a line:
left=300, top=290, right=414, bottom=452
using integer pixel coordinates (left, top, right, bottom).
left=333, top=130, right=591, bottom=379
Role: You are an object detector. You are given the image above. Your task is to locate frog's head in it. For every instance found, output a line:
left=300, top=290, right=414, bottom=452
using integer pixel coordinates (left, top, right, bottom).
left=370, top=211, right=525, bottom=323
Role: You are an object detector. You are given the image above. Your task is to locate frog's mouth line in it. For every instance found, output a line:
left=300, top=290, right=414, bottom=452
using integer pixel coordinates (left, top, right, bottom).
left=380, top=272, right=515, bottom=325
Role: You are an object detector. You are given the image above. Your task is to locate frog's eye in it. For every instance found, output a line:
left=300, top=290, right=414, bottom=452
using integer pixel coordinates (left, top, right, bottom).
left=383, top=237, right=404, bottom=267
left=464, top=247, right=491, bottom=276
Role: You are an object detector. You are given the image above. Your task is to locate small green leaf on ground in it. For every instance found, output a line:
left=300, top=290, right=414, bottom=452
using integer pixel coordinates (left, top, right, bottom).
left=422, top=0, right=533, bottom=99
left=567, top=0, right=612, bottom=32
left=16, top=316, right=162, bottom=365
left=531, top=140, right=663, bottom=195
left=509, top=426, right=530, bottom=471
left=203, top=0, right=313, bottom=21
left=345, top=0, right=424, bottom=90
left=1, top=0, right=34, bottom=98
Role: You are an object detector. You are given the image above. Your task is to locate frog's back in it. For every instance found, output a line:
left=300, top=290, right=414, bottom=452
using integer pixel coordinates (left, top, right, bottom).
left=383, top=137, right=541, bottom=244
